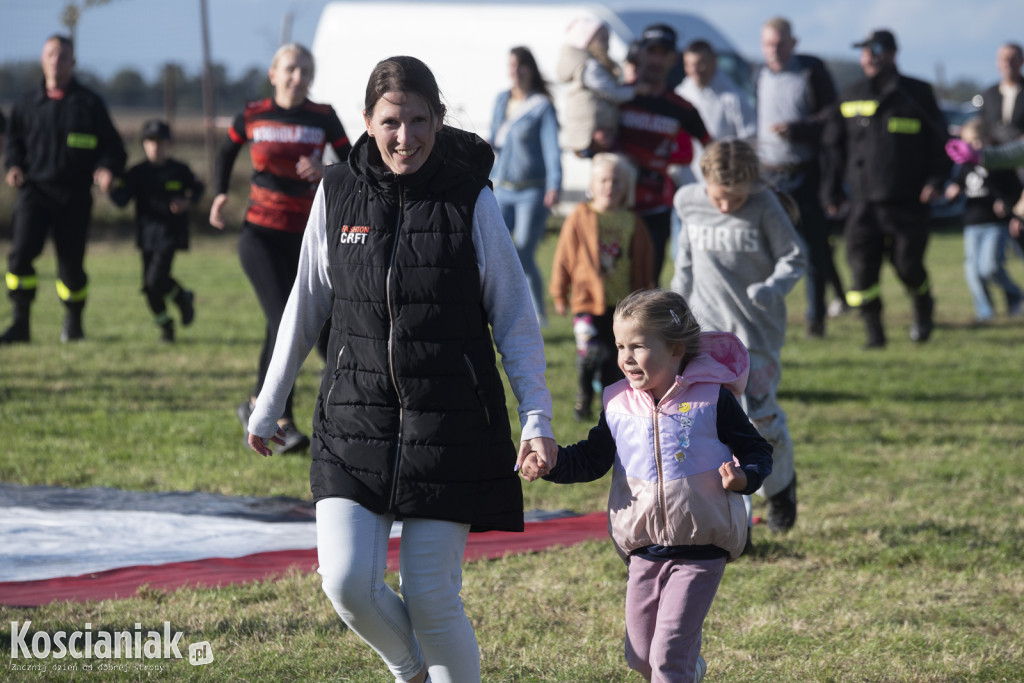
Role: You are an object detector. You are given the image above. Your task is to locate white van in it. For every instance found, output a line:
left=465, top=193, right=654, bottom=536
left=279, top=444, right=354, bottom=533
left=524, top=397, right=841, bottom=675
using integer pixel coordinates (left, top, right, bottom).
left=309, top=0, right=752, bottom=202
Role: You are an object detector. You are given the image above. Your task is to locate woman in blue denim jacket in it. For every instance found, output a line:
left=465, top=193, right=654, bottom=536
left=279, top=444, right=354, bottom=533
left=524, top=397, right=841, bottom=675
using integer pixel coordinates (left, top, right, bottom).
left=490, top=46, right=562, bottom=324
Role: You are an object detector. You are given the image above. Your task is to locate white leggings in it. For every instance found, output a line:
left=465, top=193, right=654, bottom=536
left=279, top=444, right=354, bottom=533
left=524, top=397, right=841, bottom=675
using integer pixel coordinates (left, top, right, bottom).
left=315, top=497, right=480, bottom=683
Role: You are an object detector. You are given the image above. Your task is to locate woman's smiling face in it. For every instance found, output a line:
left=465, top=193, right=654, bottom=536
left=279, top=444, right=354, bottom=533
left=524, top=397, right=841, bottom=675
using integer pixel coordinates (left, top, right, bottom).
left=363, top=91, right=443, bottom=175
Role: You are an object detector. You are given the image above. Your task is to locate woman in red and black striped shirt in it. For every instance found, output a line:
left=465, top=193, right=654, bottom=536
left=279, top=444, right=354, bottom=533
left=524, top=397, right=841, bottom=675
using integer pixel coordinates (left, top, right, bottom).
left=211, top=43, right=351, bottom=453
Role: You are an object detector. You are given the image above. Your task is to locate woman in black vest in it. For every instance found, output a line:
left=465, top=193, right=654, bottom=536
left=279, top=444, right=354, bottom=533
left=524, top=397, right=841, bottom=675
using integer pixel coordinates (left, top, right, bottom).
left=246, top=56, right=557, bottom=683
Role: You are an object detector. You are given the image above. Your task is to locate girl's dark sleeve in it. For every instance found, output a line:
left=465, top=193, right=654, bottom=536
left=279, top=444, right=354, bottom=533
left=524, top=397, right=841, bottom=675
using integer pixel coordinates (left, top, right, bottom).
left=542, top=412, right=617, bottom=484
left=716, top=387, right=773, bottom=495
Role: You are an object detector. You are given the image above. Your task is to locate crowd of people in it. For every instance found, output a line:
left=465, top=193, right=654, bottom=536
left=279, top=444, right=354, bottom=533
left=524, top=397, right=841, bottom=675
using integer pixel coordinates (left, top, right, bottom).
left=2, top=16, right=1023, bottom=683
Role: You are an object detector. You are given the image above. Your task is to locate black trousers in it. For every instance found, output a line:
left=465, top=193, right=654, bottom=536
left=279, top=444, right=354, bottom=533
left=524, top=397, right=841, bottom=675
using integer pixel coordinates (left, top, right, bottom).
left=6, top=183, right=92, bottom=303
left=763, top=164, right=843, bottom=324
left=844, top=200, right=931, bottom=307
left=238, top=224, right=328, bottom=422
left=141, top=248, right=180, bottom=318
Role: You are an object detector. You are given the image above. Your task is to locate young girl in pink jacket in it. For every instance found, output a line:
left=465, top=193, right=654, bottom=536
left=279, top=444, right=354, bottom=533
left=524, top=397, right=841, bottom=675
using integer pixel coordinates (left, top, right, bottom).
left=522, top=289, right=772, bottom=682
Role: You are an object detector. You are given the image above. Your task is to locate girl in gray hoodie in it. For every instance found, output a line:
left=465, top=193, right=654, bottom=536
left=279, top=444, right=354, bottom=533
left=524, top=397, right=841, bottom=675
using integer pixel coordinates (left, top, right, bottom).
left=671, top=139, right=806, bottom=540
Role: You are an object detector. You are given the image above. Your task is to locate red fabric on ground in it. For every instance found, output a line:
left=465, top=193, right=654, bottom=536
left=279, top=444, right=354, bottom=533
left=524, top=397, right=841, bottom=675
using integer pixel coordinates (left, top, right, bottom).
left=0, top=512, right=607, bottom=606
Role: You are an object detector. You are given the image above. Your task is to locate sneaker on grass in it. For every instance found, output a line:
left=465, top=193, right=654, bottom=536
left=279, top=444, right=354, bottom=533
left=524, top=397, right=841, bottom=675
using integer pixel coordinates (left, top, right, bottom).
left=274, top=422, right=311, bottom=454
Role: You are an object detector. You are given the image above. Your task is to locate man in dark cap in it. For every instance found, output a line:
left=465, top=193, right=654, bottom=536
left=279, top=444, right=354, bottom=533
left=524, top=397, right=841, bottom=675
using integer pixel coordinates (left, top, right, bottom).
left=617, top=23, right=711, bottom=285
left=109, top=118, right=204, bottom=342
left=823, top=29, right=950, bottom=348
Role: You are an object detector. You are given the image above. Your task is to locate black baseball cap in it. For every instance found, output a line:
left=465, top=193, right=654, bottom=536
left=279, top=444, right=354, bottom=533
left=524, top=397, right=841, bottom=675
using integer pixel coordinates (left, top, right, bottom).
left=639, top=24, right=677, bottom=51
left=853, top=29, right=897, bottom=53
left=141, top=119, right=172, bottom=141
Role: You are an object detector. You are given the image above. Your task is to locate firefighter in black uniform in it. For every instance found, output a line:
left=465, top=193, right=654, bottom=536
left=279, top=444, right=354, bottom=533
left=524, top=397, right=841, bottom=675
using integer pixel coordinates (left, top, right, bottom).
left=2, top=34, right=126, bottom=344
left=824, top=29, right=950, bottom=348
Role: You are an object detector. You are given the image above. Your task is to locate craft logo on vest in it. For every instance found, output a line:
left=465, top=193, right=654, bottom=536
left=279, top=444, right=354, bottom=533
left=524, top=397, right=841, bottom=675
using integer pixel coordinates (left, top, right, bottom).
left=339, top=225, right=370, bottom=245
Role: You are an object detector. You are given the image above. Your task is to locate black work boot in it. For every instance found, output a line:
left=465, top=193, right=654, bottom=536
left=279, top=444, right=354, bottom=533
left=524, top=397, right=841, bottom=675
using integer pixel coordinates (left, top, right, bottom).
left=0, top=299, right=31, bottom=344
left=174, top=288, right=195, bottom=326
left=767, top=474, right=797, bottom=533
left=909, top=292, right=934, bottom=343
left=61, top=301, right=85, bottom=342
left=861, top=300, right=886, bottom=349
left=160, top=319, right=175, bottom=343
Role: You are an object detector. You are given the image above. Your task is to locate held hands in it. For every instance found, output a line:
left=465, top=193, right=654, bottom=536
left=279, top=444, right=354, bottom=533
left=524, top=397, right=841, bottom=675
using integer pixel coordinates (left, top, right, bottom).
left=515, top=437, right=557, bottom=482
left=945, top=138, right=980, bottom=165
left=719, top=461, right=748, bottom=492
left=247, top=428, right=286, bottom=457
left=518, top=451, right=547, bottom=481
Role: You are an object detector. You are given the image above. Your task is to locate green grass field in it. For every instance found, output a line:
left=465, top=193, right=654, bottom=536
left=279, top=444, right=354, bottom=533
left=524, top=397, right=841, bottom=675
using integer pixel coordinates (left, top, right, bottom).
left=1, top=222, right=1024, bottom=681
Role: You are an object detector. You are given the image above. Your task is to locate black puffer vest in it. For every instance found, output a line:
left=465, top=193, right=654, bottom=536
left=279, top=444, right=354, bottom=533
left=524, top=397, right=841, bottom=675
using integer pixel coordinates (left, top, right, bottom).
left=312, top=126, right=523, bottom=532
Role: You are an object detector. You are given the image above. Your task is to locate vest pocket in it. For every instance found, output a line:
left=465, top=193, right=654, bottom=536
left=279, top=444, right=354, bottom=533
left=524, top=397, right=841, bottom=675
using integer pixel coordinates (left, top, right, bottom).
left=463, top=354, right=492, bottom=427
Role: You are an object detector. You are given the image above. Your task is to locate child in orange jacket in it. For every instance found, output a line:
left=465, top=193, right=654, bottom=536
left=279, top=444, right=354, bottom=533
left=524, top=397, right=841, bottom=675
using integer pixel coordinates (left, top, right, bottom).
left=550, top=152, right=655, bottom=420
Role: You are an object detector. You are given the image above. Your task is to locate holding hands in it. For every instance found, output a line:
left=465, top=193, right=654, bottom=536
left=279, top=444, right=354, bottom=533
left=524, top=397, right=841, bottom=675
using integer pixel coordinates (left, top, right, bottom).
left=516, top=437, right=557, bottom=482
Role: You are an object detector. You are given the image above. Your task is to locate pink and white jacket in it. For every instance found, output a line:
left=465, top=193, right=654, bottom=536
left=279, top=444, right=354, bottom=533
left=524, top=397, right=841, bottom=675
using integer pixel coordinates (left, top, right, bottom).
left=546, top=331, right=772, bottom=562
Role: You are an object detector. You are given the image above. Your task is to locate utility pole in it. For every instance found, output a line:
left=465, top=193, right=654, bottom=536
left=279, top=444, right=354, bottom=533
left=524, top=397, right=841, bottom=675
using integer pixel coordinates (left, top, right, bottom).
left=199, top=0, right=217, bottom=187
left=60, top=0, right=114, bottom=47
left=281, top=10, right=294, bottom=45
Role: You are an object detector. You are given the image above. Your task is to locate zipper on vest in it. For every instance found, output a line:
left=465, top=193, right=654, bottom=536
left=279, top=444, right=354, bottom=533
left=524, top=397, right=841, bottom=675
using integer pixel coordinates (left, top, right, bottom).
left=652, top=403, right=669, bottom=544
left=324, top=345, right=346, bottom=407
left=385, top=183, right=405, bottom=512
left=463, top=354, right=492, bottom=426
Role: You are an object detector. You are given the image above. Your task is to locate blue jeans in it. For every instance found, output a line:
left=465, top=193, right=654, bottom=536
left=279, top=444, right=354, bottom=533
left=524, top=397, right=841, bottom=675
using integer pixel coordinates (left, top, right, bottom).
left=494, top=185, right=548, bottom=321
left=963, top=222, right=1021, bottom=320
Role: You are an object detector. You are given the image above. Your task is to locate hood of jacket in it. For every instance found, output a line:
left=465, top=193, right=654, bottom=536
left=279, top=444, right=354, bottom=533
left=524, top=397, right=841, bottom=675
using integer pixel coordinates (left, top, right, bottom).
left=347, top=124, right=494, bottom=199
left=557, top=44, right=589, bottom=83
left=676, top=331, right=749, bottom=400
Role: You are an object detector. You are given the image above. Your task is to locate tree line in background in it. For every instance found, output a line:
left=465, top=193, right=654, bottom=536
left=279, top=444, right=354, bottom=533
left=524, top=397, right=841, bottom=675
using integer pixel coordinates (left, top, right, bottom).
left=0, top=58, right=983, bottom=118
left=0, top=60, right=271, bottom=115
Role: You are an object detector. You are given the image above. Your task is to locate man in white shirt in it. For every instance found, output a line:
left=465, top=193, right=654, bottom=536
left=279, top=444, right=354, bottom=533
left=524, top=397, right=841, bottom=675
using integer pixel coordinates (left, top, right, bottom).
left=677, top=40, right=755, bottom=142
left=676, top=40, right=755, bottom=184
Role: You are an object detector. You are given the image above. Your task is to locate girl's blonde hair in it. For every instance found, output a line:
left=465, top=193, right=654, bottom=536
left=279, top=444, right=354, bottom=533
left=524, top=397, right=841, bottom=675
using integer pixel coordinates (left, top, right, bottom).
left=699, top=139, right=760, bottom=187
left=590, top=152, right=637, bottom=208
left=699, top=139, right=801, bottom=225
left=271, top=43, right=315, bottom=75
left=614, top=289, right=703, bottom=371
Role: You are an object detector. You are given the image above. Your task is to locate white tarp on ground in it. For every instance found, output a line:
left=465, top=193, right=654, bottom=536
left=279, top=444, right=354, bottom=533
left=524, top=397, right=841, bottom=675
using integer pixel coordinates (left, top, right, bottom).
left=0, top=507, right=320, bottom=582
left=0, top=484, right=579, bottom=583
